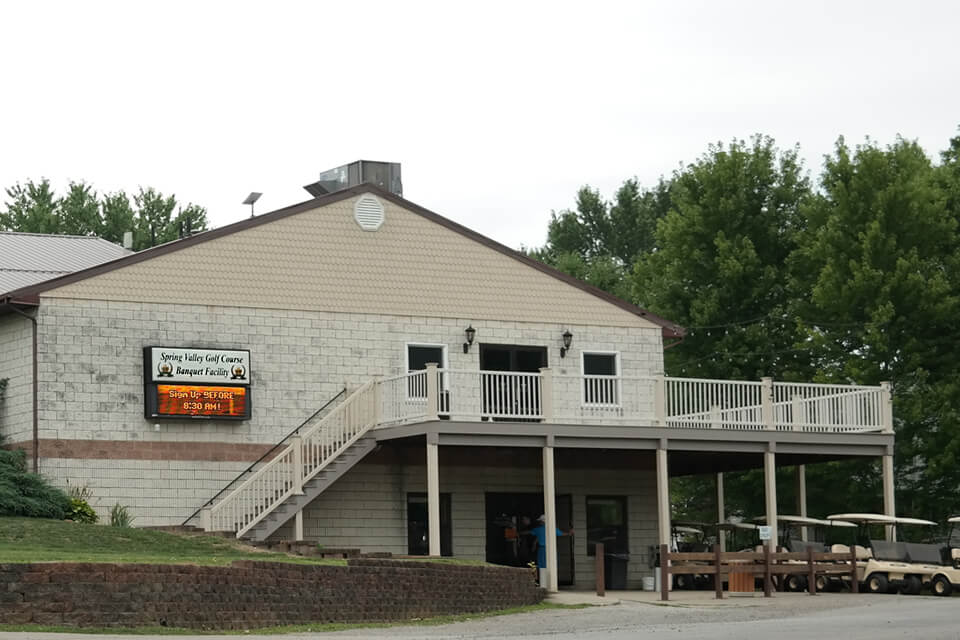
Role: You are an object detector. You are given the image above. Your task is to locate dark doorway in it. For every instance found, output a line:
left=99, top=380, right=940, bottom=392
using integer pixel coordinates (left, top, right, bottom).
left=480, top=344, right=548, bottom=372
left=407, top=493, right=452, bottom=556
left=484, top=492, right=574, bottom=586
left=479, top=344, right=548, bottom=420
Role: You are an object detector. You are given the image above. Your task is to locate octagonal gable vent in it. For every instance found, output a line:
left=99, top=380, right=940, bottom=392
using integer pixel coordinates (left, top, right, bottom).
left=354, top=195, right=385, bottom=231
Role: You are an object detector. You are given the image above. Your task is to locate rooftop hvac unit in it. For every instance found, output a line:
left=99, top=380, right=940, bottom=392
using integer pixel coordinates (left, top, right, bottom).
left=303, top=161, right=402, bottom=198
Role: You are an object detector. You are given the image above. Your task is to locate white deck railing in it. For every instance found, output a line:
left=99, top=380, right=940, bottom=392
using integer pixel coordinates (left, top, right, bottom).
left=374, top=366, right=893, bottom=434
left=206, top=380, right=379, bottom=537
left=204, top=368, right=890, bottom=536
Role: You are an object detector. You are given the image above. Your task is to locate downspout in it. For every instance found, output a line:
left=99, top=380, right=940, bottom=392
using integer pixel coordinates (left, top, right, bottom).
left=4, top=301, right=39, bottom=473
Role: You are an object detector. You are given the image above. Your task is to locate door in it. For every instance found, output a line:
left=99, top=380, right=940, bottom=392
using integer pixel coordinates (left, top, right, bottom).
left=484, top=492, right=574, bottom=586
left=479, top=344, right=547, bottom=420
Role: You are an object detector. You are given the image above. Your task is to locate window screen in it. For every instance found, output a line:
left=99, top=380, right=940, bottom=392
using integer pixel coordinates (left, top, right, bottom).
left=408, top=345, right=444, bottom=372
left=582, top=353, right=619, bottom=405
left=583, top=353, right=617, bottom=376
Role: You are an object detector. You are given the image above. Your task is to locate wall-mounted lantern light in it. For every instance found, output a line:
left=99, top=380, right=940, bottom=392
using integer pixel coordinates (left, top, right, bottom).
left=463, top=325, right=476, bottom=354
left=560, top=330, right=573, bottom=358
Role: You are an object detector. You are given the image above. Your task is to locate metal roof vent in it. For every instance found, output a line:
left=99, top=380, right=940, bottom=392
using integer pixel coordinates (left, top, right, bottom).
left=354, top=195, right=385, bottom=231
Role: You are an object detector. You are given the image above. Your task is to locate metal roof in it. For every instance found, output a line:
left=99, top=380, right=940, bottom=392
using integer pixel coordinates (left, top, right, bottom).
left=0, top=232, right=130, bottom=295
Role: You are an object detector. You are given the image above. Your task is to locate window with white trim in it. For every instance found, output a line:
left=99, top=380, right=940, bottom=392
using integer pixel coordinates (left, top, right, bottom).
left=581, top=352, right=620, bottom=406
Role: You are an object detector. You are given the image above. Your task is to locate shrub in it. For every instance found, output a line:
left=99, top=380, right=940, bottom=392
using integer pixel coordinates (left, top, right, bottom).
left=66, top=497, right=98, bottom=524
left=0, top=449, right=71, bottom=519
left=109, top=502, right=134, bottom=527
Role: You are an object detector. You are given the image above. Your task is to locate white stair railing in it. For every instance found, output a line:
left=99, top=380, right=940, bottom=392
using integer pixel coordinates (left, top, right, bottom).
left=208, top=381, right=378, bottom=537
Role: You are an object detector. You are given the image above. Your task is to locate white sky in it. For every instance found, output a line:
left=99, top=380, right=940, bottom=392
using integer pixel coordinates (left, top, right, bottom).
left=1, top=1, right=958, bottom=250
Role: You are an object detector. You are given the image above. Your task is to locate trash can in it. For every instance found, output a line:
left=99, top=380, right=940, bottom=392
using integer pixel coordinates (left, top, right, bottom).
left=604, top=553, right=630, bottom=589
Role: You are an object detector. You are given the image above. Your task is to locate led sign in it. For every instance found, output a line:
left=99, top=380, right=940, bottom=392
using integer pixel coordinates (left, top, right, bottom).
left=144, top=347, right=251, bottom=420
left=156, top=385, right=248, bottom=418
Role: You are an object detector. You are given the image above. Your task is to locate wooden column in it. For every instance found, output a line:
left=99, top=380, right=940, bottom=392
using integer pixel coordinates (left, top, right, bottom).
left=796, top=465, right=808, bottom=542
left=764, top=445, right=779, bottom=550
left=427, top=436, right=441, bottom=556
left=543, top=442, right=559, bottom=592
left=717, top=472, right=727, bottom=551
left=656, top=443, right=670, bottom=547
left=882, top=453, right=896, bottom=542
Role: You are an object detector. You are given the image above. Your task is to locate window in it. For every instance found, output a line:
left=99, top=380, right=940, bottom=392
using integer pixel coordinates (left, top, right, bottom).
left=406, top=344, right=447, bottom=398
left=586, top=496, right=628, bottom=556
left=581, top=352, right=620, bottom=406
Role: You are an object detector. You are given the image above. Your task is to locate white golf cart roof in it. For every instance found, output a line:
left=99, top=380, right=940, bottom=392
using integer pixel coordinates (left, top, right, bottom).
left=716, top=521, right=759, bottom=531
left=673, top=526, right=704, bottom=535
left=754, top=514, right=856, bottom=528
left=948, top=516, right=960, bottom=524
left=827, top=513, right=937, bottom=526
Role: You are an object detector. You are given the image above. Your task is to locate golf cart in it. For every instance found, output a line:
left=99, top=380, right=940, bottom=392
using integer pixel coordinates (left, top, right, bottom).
left=753, top=515, right=857, bottom=592
left=928, top=515, right=960, bottom=596
left=827, top=513, right=941, bottom=595
left=670, top=521, right=712, bottom=590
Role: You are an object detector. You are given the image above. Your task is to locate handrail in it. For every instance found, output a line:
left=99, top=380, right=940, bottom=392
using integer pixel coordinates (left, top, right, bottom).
left=182, top=388, right=345, bottom=526
left=209, top=381, right=378, bottom=537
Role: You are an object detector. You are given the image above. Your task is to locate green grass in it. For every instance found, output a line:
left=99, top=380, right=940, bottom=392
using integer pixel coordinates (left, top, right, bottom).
left=0, top=517, right=344, bottom=566
left=0, top=603, right=589, bottom=635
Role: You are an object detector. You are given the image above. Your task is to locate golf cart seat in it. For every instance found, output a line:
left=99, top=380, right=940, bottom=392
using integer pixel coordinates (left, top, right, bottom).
left=789, top=540, right=826, bottom=553
left=871, top=540, right=909, bottom=562
left=830, top=544, right=872, bottom=559
left=904, top=543, right=943, bottom=565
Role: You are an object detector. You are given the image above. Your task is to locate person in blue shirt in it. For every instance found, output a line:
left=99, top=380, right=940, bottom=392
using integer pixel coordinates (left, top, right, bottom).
left=529, top=514, right=573, bottom=586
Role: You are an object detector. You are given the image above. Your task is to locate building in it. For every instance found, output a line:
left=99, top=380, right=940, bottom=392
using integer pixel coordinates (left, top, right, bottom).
left=0, top=181, right=895, bottom=591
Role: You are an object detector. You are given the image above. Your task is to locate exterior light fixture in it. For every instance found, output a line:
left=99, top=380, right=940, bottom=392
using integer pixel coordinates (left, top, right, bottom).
left=560, top=330, right=573, bottom=358
left=463, top=325, right=476, bottom=354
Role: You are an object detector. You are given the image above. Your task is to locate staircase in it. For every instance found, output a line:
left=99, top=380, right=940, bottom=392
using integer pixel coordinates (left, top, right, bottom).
left=204, top=380, right=382, bottom=539
left=243, top=436, right=377, bottom=541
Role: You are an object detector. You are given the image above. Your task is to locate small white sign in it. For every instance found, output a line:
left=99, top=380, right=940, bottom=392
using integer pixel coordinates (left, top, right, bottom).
left=148, top=347, right=250, bottom=385
left=758, top=525, right=772, bottom=541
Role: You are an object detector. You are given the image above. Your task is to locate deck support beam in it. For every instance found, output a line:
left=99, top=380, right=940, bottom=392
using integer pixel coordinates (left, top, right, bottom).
left=764, top=446, right=778, bottom=549
left=294, top=510, right=304, bottom=541
left=796, top=465, right=808, bottom=541
left=656, top=442, right=670, bottom=547
left=716, top=472, right=726, bottom=551
left=543, top=443, right=559, bottom=592
left=427, top=437, right=441, bottom=556
left=882, top=453, right=896, bottom=542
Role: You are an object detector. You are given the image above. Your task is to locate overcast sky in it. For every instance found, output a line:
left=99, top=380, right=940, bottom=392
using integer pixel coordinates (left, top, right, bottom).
left=1, top=1, right=958, bottom=250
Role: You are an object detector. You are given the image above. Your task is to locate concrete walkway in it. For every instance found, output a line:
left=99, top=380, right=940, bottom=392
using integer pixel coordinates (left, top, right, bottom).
left=547, top=588, right=836, bottom=607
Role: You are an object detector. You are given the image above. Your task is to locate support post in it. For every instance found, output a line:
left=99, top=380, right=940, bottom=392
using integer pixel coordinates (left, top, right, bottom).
left=880, top=381, right=893, bottom=433
left=716, top=472, right=727, bottom=552
left=427, top=438, right=441, bottom=556
left=201, top=507, right=212, bottom=532
left=291, top=436, right=304, bottom=495
left=763, top=541, right=773, bottom=597
left=882, top=453, right=896, bottom=542
left=761, top=376, right=775, bottom=430
left=807, top=545, right=817, bottom=595
left=540, top=367, right=553, bottom=422
left=543, top=443, right=559, bottom=593
left=764, top=446, right=779, bottom=549
left=714, top=544, right=723, bottom=599
left=849, top=544, right=859, bottom=593
left=294, top=510, right=304, bottom=541
left=656, top=444, right=670, bottom=547
left=660, top=543, right=669, bottom=601
left=595, top=542, right=605, bottom=597
left=373, top=375, right=383, bottom=427
left=796, top=465, right=808, bottom=541
left=653, top=375, right=666, bottom=426
left=425, top=363, right=440, bottom=421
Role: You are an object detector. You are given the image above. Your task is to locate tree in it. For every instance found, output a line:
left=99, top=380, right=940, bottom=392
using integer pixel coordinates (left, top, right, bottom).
left=632, top=135, right=811, bottom=381
left=790, top=136, right=960, bottom=521
left=99, top=191, right=136, bottom=245
left=58, top=181, right=101, bottom=236
left=133, top=187, right=177, bottom=250
left=0, top=179, right=59, bottom=234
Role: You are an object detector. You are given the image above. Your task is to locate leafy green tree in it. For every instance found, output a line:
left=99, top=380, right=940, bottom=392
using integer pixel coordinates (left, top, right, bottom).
left=0, top=179, right=59, bottom=234
left=790, top=136, right=960, bottom=521
left=99, top=191, right=136, bottom=245
left=132, top=187, right=177, bottom=249
left=632, top=135, right=811, bottom=381
left=58, top=181, right=101, bottom=236
left=171, top=203, right=209, bottom=240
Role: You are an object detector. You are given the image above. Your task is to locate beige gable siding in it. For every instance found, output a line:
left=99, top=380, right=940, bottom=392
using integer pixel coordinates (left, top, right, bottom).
left=43, top=195, right=655, bottom=329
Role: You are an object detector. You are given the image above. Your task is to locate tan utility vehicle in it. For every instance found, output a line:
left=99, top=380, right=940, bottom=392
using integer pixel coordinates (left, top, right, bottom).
left=752, top=515, right=857, bottom=592
left=827, top=513, right=940, bottom=595
left=929, top=515, right=960, bottom=596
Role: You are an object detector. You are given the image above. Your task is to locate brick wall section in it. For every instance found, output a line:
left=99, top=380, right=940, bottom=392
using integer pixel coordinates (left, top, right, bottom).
left=0, top=560, right=543, bottom=630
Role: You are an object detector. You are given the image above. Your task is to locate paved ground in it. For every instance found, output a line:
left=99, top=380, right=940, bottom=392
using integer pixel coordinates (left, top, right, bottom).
left=1, top=593, right=956, bottom=639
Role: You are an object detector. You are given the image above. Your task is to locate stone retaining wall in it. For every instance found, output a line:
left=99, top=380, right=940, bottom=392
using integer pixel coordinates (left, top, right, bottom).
left=0, top=559, right=543, bottom=630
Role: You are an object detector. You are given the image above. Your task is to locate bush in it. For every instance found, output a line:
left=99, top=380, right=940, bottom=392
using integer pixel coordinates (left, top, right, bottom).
left=0, top=449, right=71, bottom=519
left=67, top=497, right=98, bottom=524
left=109, top=502, right=134, bottom=527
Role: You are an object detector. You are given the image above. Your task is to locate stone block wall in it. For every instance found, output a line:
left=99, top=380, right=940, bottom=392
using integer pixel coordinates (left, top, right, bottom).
left=0, top=313, right=32, bottom=444
left=0, top=560, right=542, bottom=630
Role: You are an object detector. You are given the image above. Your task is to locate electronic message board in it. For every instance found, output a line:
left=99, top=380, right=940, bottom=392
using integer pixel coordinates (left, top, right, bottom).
left=144, top=347, right=251, bottom=420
